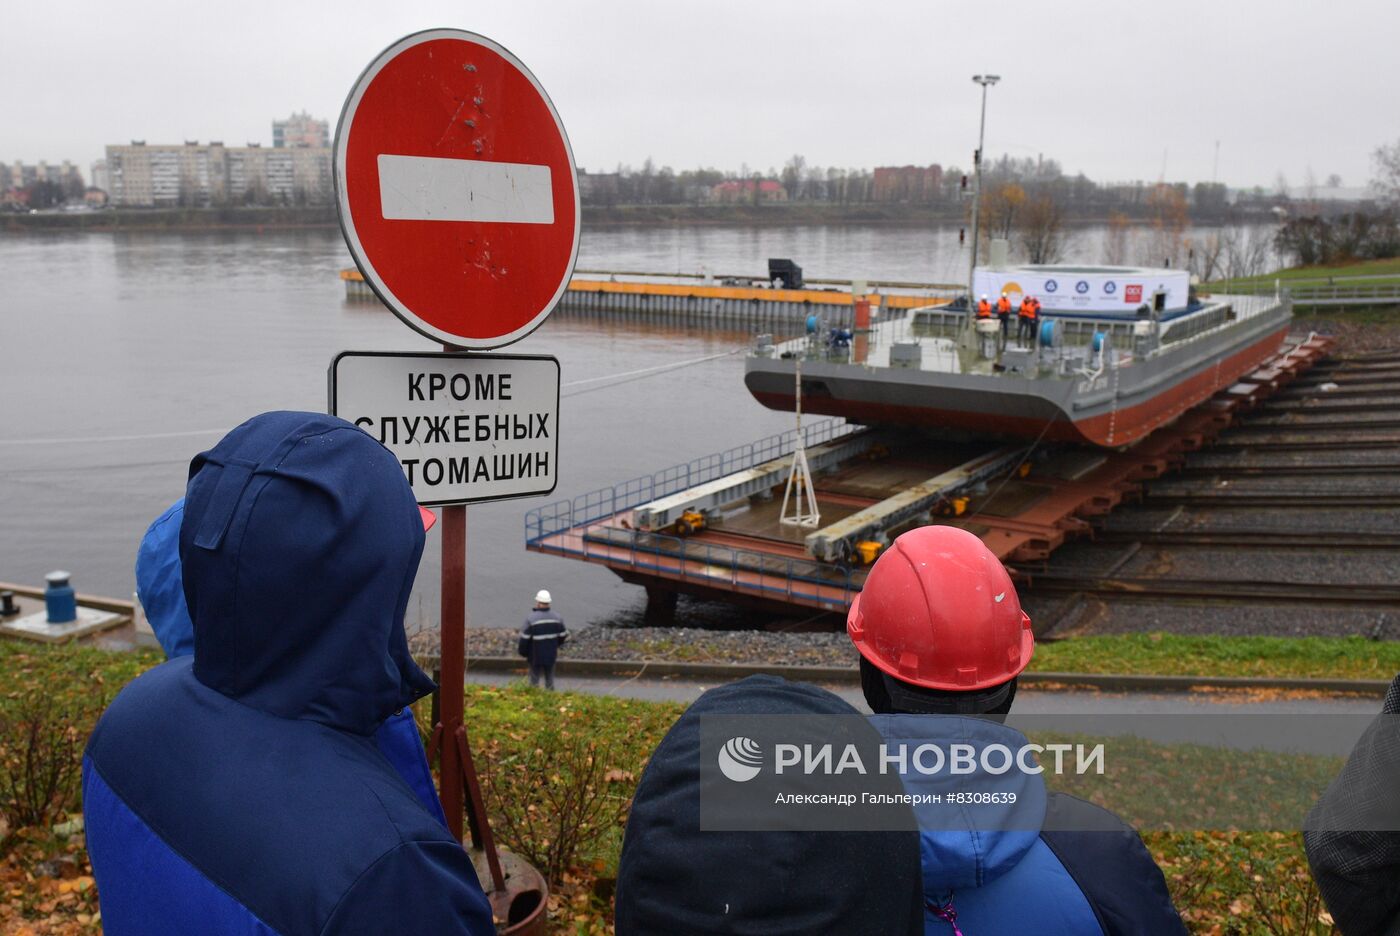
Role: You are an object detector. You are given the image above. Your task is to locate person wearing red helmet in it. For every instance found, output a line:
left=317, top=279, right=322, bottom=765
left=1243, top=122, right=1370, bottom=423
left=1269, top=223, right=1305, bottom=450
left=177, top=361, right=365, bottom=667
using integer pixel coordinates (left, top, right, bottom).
left=849, top=525, right=1186, bottom=935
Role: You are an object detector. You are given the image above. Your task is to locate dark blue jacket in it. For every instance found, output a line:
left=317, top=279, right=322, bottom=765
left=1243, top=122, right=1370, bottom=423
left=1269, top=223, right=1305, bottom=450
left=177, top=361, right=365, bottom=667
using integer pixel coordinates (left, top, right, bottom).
left=518, top=608, right=567, bottom=667
left=130, top=497, right=448, bottom=825
left=617, top=675, right=925, bottom=935
left=871, top=715, right=1185, bottom=935
left=84, top=412, right=494, bottom=936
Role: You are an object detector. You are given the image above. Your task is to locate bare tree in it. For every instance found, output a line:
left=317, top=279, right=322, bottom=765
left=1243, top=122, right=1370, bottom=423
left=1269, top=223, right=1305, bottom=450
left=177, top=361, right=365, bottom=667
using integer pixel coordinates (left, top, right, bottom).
left=1142, top=184, right=1189, bottom=268
left=1222, top=225, right=1272, bottom=280
left=781, top=154, right=807, bottom=201
left=1103, top=212, right=1132, bottom=266
left=1373, top=139, right=1400, bottom=206
left=1188, top=231, right=1227, bottom=282
left=1018, top=194, right=1069, bottom=264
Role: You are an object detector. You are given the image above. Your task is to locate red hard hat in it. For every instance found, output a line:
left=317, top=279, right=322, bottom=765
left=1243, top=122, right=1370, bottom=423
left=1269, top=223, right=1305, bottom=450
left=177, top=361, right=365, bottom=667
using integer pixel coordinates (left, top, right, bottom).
left=847, top=525, right=1033, bottom=692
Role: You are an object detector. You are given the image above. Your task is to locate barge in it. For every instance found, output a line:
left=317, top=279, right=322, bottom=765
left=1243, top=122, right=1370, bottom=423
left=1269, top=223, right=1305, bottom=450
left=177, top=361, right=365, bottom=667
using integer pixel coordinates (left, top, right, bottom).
left=523, top=332, right=1333, bottom=622
left=744, top=264, right=1293, bottom=448
left=341, top=265, right=955, bottom=325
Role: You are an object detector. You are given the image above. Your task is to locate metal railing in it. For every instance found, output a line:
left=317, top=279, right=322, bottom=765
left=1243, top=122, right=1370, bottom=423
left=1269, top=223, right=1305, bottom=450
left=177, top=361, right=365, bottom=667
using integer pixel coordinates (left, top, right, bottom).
left=524, top=417, right=857, bottom=544
left=529, top=525, right=861, bottom=610
left=1207, top=283, right=1400, bottom=307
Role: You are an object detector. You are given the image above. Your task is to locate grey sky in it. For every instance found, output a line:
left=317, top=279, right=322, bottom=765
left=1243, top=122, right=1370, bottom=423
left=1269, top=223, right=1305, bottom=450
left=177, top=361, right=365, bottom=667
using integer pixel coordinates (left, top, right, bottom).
left=6, top=0, right=1396, bottom=189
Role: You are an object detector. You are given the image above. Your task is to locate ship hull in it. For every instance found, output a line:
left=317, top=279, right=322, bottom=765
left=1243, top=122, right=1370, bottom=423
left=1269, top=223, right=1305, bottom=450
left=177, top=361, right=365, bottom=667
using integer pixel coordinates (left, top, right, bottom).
left=746, top=303, right=1291, bottom=448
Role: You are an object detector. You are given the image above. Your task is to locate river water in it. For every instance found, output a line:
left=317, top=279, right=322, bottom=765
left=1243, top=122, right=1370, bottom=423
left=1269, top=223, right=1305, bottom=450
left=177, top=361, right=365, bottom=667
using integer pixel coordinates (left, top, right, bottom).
left=0, top=223, right=1267, bottom=633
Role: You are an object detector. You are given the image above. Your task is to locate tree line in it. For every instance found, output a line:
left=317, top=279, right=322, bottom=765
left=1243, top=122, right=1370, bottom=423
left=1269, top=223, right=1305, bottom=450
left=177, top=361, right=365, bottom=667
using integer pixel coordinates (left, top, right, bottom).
left=1271, top=139, right=1400, bottom=269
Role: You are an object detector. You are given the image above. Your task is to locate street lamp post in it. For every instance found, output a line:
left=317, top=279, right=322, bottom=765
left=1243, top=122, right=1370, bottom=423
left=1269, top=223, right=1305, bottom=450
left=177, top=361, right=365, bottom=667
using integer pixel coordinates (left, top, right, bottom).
left=967, top=74, right=1000, bottom=304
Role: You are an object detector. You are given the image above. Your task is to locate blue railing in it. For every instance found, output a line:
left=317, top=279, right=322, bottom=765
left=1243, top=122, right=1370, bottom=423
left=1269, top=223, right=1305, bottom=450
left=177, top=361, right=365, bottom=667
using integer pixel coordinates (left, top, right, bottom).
left=524, top=417, right=856, bottom=545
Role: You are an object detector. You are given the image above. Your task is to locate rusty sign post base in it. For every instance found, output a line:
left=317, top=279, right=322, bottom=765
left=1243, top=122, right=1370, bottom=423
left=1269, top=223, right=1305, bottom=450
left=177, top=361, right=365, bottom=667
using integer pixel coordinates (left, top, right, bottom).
left=427, top=375, right=547, bottom=933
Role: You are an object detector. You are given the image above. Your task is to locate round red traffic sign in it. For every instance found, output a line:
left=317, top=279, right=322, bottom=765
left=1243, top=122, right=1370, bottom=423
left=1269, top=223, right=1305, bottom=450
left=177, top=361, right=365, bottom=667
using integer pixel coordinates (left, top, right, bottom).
left=334, top=29, right=580, bottom=349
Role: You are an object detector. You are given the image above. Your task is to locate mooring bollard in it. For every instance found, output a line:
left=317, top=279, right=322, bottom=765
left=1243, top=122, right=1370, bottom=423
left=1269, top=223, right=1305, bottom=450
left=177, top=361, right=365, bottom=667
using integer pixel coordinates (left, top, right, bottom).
left=44, top=571, right=77, bottom=624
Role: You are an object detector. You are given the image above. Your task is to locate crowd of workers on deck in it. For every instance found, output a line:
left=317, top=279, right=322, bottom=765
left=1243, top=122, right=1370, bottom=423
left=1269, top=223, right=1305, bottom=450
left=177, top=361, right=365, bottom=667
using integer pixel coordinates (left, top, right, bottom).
left=977, top=290, right=1042, bottom=347
left=81, top=411, right=1398, bottom=935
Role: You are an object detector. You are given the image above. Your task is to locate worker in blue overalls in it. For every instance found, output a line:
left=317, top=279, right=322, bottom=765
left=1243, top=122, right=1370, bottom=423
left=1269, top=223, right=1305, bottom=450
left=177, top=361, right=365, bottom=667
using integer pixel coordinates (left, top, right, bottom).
left=518, top=589, right=567, bottom=690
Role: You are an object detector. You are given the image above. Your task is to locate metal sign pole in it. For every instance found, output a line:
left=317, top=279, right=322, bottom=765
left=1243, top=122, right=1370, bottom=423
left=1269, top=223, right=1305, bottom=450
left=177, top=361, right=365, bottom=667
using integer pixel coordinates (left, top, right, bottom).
left=435, top=344, right=506, bottom=893
left=437, top=501, right=467, bottom=840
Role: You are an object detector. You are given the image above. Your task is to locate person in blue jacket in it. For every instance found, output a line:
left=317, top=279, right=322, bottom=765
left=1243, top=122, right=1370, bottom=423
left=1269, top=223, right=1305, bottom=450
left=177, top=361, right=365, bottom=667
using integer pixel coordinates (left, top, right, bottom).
left=84, top=411, right=495, bottom=936
left=132, top=495, right=448, bottom=826
left=848, top=525, right=1186, bottom=935
left=615, top=674, right=926, bottom=935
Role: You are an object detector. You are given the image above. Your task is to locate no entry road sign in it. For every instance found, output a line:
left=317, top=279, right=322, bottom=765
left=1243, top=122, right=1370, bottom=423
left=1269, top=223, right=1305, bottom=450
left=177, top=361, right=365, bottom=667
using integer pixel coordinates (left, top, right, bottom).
left=334, top=29, right=580, bottom=349
left=330, top=351, right=560, bottom=505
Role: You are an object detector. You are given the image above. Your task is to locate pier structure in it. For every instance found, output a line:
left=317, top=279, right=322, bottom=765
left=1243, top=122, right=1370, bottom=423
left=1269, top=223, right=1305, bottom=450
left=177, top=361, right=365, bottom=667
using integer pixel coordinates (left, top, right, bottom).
left=341, top=267, right=955, bottom=326
left=524, top=334, right=1333, bottom=624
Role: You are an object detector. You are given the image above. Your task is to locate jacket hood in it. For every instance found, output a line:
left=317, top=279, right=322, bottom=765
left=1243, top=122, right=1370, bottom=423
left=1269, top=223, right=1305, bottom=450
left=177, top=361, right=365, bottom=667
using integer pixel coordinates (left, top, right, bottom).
left=615, top=675, right=924, bottom=936
left=180, top=411, right=434, bottom=734
left=135, top=499, right=195, bottom=659
left=870, top=714, right=1047, bottom=893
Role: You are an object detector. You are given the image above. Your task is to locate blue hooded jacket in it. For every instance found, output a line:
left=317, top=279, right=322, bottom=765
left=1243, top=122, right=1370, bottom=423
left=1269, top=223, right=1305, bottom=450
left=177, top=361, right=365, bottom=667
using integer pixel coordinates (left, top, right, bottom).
left=617, top=675, right=926, bottom=935
left=135, top=499, right=195, bottom=659
left=871, top=715, right=1186, bottom=935
left=131, top=497, right=447, bottom=825
left=84, top=412, right=494, bottom=936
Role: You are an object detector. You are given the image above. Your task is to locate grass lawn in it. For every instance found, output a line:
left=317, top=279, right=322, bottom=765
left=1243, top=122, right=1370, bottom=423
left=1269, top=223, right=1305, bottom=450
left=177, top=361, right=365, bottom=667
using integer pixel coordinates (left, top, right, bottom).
left=1030, top=633, right=1400, bottom=682
left=1208, top=256, right=1400, bottom=291
left=0, top=641, right=1359, bottom=933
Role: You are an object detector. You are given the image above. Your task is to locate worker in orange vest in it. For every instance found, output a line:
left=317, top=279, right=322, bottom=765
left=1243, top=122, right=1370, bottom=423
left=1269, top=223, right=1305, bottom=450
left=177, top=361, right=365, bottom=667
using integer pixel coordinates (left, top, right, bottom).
left=1017, top=294, right=1039, bottom=343
left=976, top=294, right=992, bottom=319
left=996, top=292, right=1012, bottom=344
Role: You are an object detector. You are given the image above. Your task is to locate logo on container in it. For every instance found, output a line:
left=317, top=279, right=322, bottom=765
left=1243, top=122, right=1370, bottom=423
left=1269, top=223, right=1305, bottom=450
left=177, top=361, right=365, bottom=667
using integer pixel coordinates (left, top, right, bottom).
left=718, top=737, right=764, bottom=782
left=1075, top=280, right=1090, bottom=294
left=1103, top=281, right=1117, bottom=295
left=1125, top=284, right=1143, bottom=304
left=1044, top=279, right=1059, bottom=293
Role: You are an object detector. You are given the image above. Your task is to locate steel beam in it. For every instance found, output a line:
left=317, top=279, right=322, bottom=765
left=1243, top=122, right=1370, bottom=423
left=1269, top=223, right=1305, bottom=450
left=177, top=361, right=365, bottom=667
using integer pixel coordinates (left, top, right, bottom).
left=805, top=446, right=1024, bottom=562
left=632, top=429, right=891, bottom=531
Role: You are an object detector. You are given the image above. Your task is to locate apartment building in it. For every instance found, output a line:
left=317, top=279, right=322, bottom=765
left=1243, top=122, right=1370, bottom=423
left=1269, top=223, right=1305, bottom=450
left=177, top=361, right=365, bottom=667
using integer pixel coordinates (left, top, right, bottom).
left=106, top=140, right=331, bottom=207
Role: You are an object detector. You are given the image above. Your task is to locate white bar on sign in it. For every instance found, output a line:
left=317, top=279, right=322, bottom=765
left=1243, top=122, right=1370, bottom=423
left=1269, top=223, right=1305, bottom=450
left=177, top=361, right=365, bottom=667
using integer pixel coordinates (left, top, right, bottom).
left=377, top=154, right=554, bottom=224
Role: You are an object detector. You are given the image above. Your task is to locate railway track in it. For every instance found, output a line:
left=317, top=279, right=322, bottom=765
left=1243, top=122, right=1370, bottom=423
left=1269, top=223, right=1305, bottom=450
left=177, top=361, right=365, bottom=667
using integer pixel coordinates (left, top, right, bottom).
left=1143, top=493, right=1400, bottom=509
left=1021, top=345, right=1400, bottom=621
left=1021, top=573, right=1400, bottom=609
left=1227, top=418, right=1400, bottom=433
left=1175, top=461, right=1400, bottom=478
left=1093, top=529, right=1400, bottom=550
left=1207, top=438, right=1400, bottom=452
left=1276, top=384, right=1400, bottom=400
left=1258, top=401, right=1400, bottom=416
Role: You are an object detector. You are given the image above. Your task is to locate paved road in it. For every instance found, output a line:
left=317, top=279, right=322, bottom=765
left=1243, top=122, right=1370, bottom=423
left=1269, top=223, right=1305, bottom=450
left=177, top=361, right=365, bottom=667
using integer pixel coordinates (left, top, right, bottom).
left=466, top=671, right=1382, bottom=756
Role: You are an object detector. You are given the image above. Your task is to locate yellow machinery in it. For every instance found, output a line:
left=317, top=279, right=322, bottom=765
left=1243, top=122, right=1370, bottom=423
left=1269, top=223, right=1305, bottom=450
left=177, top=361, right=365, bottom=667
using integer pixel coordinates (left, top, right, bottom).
left=675, top=510, right=706, bottom=537
left=935, top=496, right=970, bottom=518
left=853, top=541, right=884, bottom=565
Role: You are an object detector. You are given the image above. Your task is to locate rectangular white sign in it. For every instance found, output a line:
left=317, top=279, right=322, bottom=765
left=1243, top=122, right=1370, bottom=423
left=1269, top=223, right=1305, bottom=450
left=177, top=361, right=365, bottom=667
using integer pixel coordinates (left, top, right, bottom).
left=330, top=351, right=560, bottom=506
left=377, top=154, right=555, bottom=224
left=973, top=267, right=1190, bottom=315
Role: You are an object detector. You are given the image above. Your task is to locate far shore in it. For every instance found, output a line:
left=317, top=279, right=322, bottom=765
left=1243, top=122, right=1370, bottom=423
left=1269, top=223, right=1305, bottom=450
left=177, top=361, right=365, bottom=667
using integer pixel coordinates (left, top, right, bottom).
left=2, top=202, right=1274, bottom=233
